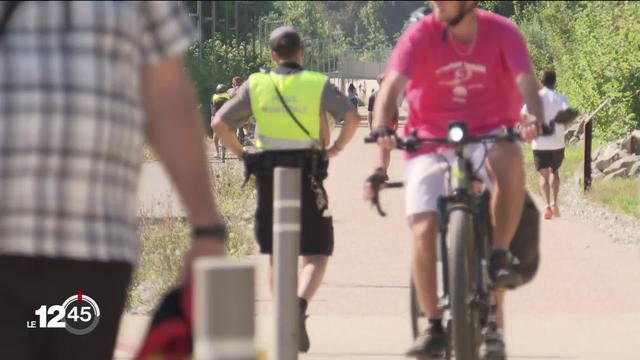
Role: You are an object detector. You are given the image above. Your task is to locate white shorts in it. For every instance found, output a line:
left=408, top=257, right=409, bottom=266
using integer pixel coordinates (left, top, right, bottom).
left=404, top=143, right=494, bottom=217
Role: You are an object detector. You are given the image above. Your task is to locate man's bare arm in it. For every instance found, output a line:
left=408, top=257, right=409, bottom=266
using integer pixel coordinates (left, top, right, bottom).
left=373, top=71, right=408, bottom=129
left=142, top=57, right=223, bottom=242
left=516, top=73, right=545, bottom=141
left=371, top=71, right=408, bottom=168
left=212, top=117, right=245, bottom=157
left=326, top=108, right=360, bottom=157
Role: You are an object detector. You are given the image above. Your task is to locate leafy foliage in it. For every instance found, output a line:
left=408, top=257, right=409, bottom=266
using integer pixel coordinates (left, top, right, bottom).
left=516, top=1, right=640, bottom=139
left=182, top=1, right=640, bottom=141
left=185, top=36, right=263, bottom=134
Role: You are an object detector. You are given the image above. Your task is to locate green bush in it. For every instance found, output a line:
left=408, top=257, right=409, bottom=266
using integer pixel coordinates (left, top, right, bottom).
left=517, top=1, right=640, bottom=141
left=185, top=36, right=266, bottom=136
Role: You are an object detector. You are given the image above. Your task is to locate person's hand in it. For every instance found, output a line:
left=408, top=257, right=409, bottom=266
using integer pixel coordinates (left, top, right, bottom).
left=363, top=180, right=376, bottom=201
left=363, top=168, right=387, bottom=201
left=182, top=239, right=225, bottom=283
left=370, top=126, right=397, bottom=151
left=519, top=113, right=541, bottom=143
left=326, top=145, right=342, bottom=158
left=377, top=134, right=397, bottom=151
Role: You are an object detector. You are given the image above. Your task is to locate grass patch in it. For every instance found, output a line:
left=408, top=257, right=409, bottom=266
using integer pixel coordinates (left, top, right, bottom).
left=523, top=140, right=639, bottom=219
left=127, top=160, right=255, bottom=312
left=586, top=178, right=640, bottom=218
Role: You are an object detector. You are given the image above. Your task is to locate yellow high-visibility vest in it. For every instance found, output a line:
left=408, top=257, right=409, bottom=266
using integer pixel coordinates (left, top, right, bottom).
left=211, top=92, right=231, bottom=104
left=249, top=70, right=326, bottom=150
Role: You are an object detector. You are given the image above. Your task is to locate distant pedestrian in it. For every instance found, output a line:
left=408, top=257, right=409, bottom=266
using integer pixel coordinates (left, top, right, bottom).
left=347, top=83, right=358, bottom=108
left=521, top=70, right=570, bottom=219
left=0, top=2, right=226, bottom=359
left=228, top=76, right=243, bottom=97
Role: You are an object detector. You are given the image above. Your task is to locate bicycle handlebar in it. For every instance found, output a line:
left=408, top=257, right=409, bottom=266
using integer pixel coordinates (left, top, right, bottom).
left=364, top=123, right=555, bottom=150
left=365, top=108, right=579, bottom=151
left=363, top=108, right=579, bottom=217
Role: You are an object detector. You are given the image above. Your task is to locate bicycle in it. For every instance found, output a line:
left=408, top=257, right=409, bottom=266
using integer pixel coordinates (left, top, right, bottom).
left=365, top=109, right=577, bottom=360
left=215, top=127, right=250, bottom=164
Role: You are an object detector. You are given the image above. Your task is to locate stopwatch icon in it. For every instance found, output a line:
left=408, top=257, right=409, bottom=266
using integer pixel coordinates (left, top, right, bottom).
left=61, top=291, right=101, bottom=335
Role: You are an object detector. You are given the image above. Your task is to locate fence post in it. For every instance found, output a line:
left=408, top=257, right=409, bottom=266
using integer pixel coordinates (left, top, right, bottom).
left=273, top=167, right=301, bottom=360
left=584, top=120, right=593, bottom=192
left=194, top=259, right=256, bottom=360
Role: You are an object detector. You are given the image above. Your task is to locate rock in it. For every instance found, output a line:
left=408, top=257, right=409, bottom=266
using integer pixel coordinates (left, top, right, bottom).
left=603, top=154, right=640, bottom=175
left=564, top=125, right=578, bottom=143
left=620, top=130, right=640, bottom=155
left=594, top=143, right=622, bottom=172
left=592, top=145, right=603, bottom=162
left=564, top=117, right=587, bottom=143
left=568, top=136, right=581, bottom=145
left=604, top=167, right=628, bottom=180
left=629, top=162, right=640, bottom=177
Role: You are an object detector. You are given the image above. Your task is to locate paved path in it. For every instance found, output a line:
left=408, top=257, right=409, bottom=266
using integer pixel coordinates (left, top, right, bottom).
left=116, top=122, right=640, bottom=359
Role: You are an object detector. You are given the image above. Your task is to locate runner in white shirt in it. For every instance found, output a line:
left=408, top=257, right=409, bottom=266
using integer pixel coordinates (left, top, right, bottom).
left=521, top=70, right=570, bottom=219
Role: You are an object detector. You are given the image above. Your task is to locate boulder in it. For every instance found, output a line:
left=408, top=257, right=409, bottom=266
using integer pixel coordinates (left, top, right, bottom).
left=603, top=154, right=640, bottom=175
left=594, top=143, right=622, bottom=172
left=620, top=130, right=640, bottom=155
left=564, top=125, right=578, bottom=143
left=592, top=145, right=604, bottom=162
left=564, top=115, right=588, bottom=143
left=604, top=167, right=628, bottom=180
left=629, top=161, right=640, bottom=177
left=568, top=136, right=581, bottom=145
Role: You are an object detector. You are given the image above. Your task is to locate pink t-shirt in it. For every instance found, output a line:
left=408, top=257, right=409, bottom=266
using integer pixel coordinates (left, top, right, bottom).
left=387, top=9, right=532, bottom=156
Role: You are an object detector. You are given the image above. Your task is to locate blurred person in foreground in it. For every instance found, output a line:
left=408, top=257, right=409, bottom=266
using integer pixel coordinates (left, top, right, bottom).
left=0, top=2, right=225, bottom=359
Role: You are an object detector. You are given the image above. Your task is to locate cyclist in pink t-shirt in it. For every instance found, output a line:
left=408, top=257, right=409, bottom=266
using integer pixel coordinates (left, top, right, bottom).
left=365, top=1, right=545, bottom=358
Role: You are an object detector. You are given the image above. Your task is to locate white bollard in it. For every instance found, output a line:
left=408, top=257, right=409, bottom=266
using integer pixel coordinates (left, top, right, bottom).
left=194, top=258, right=256, bottom=360
left=273, top=167, right=301, bottom=360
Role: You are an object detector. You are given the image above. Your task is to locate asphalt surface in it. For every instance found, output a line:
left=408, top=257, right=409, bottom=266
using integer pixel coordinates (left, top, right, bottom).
left=116, top=120, right=640, bottom=360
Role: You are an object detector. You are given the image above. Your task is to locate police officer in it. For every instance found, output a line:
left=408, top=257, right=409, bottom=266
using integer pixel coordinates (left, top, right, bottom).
left=212, top=26, right=360, bottom=353
left=210, top=84, right=232, bottom=158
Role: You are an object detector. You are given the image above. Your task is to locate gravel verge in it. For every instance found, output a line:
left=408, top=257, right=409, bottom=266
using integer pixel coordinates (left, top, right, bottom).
left=560, top=173, right=640, bottom=246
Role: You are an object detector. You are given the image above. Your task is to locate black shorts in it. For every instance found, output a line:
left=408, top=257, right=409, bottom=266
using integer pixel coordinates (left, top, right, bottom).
left=255, top=174, right=334, bottom=256
left=510, top=193, right=540, bottom=285
left=533, top=148, right=565, bottom=171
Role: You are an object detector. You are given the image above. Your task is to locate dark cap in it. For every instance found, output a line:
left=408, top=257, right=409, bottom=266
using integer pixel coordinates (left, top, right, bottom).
left=268, top=26, right=302, bottom=58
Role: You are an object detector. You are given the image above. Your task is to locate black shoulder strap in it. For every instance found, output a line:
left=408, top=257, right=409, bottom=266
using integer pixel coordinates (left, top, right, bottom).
left=268, top=74, right=320, bottom=146
left=0, top=1, right=22, bottom=39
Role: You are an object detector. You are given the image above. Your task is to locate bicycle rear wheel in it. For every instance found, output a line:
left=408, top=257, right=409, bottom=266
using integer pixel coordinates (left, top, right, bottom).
left=448, top=209, right=481, bottom=360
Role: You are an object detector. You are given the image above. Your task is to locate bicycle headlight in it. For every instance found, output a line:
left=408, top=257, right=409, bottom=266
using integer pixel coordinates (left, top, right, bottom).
left=448, top=125, right=465, bottom=143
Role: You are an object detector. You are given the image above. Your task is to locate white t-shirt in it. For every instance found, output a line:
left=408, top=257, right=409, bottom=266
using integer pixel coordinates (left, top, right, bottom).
left=521, top=87, right=570, bottom=150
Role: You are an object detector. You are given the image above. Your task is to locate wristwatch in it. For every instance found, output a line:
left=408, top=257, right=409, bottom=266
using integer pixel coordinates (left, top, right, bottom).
left=191, top=223, right=227, bottom=242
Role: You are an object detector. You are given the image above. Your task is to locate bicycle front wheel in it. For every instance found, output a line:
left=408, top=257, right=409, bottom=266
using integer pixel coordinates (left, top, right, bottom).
left=448, top=208, right=481, bottom=360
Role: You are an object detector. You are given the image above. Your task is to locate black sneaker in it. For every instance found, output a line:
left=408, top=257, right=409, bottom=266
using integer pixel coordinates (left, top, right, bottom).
left=299, top=299, right=310, bottom=353
left=405, top=324, right=447, bottom=357
left=482, top=328, right=506, bottom=360
left=489, top=248, right=523, bottom=289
